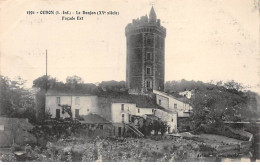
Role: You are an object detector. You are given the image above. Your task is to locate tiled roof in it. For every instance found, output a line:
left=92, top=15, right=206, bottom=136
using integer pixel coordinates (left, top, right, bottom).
left=98, top=94, right=163, bottom=109
left=153, top=90, right=191, bottom=104
left=46, top=90, right=94, bottom=96
left=158, top=108, right=177, bottom=114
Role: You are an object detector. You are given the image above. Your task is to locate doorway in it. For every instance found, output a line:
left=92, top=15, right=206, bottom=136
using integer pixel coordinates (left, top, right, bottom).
left=56, top=109, right=60, bottom=118
left=118, top=127, right=122, bottom=136
left=75, top=109, right=79, bottom=118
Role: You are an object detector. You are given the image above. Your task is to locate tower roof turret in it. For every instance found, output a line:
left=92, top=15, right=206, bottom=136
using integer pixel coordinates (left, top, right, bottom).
left=149, top=6, right=157, bottom=23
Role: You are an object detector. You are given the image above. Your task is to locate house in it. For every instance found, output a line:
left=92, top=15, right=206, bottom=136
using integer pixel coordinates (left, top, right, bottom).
left=45, top=91, right=178, bottom=136
left=45, top=90, right=99, bottom=119
left=79, top=114, right=113, bottom=137
left=153, top=108, right=177, bottom=133
left=153, top=90, right=193, bottom=118
left=108, top=94, right=178, bottom=135
left=179, top=90, right=194, bottom=99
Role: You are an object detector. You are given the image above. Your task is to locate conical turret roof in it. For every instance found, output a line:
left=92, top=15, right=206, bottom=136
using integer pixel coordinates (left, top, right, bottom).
left=149, top=6, right=157, bottom=22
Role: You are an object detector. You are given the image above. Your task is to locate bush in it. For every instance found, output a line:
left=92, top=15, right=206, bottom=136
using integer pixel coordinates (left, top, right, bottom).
left=198, top=144, right=215, bottom=152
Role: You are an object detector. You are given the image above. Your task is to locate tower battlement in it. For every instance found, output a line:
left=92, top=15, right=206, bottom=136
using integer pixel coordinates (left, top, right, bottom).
left=125, top=10, right=166, bottom=37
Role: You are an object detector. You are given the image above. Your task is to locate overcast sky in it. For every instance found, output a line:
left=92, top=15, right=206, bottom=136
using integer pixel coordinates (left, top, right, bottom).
left=0, top=0, right=259, bottom=92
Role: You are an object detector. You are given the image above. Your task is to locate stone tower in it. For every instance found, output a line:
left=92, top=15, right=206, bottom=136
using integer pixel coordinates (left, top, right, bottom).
left=125, top=7, right=166, bottom=93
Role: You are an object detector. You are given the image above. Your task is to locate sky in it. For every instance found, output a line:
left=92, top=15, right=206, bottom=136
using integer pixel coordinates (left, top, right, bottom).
left=0, top=0, right=259, bottom=93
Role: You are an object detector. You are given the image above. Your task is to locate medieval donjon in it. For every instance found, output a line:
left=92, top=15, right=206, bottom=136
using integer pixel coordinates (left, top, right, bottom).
left=125, top=7, right=166, bottom=94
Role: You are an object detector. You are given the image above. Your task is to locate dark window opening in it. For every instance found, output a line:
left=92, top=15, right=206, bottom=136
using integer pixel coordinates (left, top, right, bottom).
left=147, top=39, right=151, bottom=45
left=146, top=52, right=151, bottom=60
left=131, top=116, right=134, bottom=122
left=75, top=109, right=79, bottom=118
left=118, top=127, right=122, bottom=136
left=122, top=114, right=125, bottom=123
left=146, top=67, right=151, bottom=75
left=56, top=109, right=60, bottom=118
left=146, top=81, right=151, bottom=88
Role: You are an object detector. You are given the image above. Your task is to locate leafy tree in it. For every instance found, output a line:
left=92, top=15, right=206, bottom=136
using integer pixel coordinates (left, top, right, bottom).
left=141, top=118, right=168, bottom=136
left=165, top=79, right=259, bottom=136
left=0, top=76, right=13, bottom=116
left=98, top=80, right=126, bottom=91
left=0, top=76, right=36, bottom=122
left=66, top=75, right=84, bottom=85
left=33, top=75, right=57, bottom=91
left=224, top=80, right=245, bottom=92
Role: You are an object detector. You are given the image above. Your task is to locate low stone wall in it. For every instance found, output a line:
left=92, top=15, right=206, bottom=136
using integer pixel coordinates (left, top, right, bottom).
left=216, top=144, right=240, bottom=152
left=228, top=127, right=253, bottom=141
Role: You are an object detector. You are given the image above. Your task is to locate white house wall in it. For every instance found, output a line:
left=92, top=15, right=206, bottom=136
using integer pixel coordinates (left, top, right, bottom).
left=154, top=109, right=177, bottom=133
left=111, top=103, right=136, bottom=124
left=46, top=95, right=98, bottom=118
left=179, top=91, right=192, bottom=99
left=111, top=102, right=178, bottom=133
left=154, top=109, right=167, bottom=121
left=167, top=113, right=177, bottom=133
left=153, top=90, right=192, bottom=117
left=135, top=108, right=154, bottom=117
left=156, top=95, right=169, bottom=110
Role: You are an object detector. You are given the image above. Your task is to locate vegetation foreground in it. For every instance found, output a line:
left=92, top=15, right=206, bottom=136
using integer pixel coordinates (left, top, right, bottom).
left=1, top=135, right=223, bottom=162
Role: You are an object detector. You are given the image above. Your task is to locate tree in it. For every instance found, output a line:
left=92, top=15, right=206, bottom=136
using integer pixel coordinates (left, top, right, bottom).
left=98, top=80, right=126, bottom=91
left=0, top=76, right=13, bottom=116
left=0, top=76, right=36, bottom=122
left=33, top=75, right=57, bottom=91
left=188, top=80, right=259, bottom=133
left=66, top=75, right=84, bottom=85
left=165, top=79, right=259, bottom=133
left=224, top=80, right=245, bottom=92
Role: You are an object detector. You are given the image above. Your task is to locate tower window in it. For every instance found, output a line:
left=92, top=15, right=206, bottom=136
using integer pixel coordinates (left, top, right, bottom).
left=146, top=81, right=151, bottom=88
left=121, top=104, right=124, bottom=111
left=159, top=99, right=161, bottom=105
left=146, top=52, right=151, bottom=60
left=174, top=104, right=177, bottom=109
left=147, top=39, right=151, bottom=45
left=146, top=67, right=151, bottom=75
